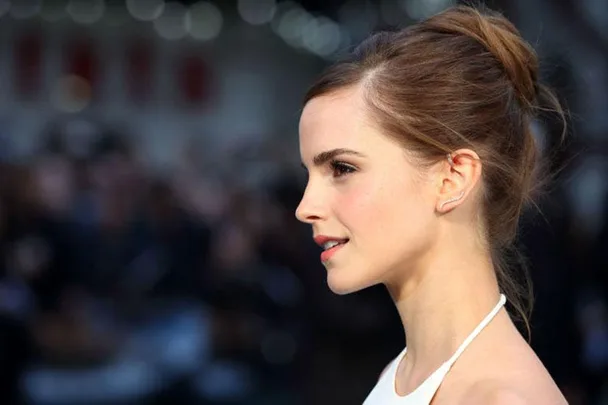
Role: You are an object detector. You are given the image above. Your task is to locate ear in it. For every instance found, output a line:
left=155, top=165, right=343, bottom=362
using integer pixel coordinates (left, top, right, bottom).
left=435, top=148, right=482, bottom=213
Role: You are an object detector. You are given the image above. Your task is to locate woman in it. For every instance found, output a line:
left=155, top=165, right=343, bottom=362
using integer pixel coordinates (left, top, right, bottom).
left=296, top=5, right=568, bottom=405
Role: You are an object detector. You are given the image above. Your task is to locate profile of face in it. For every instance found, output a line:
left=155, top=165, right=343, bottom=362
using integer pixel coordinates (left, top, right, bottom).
left=296, top=87, right=445, bottom=295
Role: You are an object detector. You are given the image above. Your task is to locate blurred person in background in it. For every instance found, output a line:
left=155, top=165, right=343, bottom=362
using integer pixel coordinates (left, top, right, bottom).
left=296, top=5, right=568, bottom=404
left=0, top=0, right=603, bottom=403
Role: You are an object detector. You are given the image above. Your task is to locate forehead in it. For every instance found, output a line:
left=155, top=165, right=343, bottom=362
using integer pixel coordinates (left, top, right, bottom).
left=299, top=86, right=408, bottom=162
left=299, top=88, right=375, bottom=151
left=300, top=86, right=367, bottom=129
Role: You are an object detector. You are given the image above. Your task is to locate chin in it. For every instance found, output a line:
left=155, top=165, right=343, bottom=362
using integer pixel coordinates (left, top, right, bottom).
left=326, top=266, right=376, bottom=295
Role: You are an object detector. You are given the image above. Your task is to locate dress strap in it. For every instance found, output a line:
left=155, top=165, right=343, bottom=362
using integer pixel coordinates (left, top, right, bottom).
left=444, top=294, right=507, bottom=369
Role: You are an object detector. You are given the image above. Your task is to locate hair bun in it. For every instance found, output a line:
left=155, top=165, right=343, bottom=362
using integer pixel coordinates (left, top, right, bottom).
left=424, top=6, right=539, bottom=111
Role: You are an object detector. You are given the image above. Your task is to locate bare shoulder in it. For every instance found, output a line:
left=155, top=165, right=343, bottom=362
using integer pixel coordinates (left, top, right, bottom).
left=459, top=381, right=568, bottom=405
left=462, top=385, right=528, bottom=405
left=443, top=318, right=569, bottom=405
left=450, top=346, right=569, bottom=404
left=451, top=351, right=569, bottom=405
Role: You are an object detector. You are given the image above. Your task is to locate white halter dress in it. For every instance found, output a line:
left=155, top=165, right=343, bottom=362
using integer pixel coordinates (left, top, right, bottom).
left=363, top=294, right=507, bottom=404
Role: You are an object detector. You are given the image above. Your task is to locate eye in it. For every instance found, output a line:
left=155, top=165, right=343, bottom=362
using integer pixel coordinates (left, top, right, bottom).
left=330, top=160, right=356, bottom=178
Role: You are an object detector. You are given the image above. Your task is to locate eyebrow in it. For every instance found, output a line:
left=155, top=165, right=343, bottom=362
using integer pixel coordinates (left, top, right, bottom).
left=302, top=148, right=366, bottom=168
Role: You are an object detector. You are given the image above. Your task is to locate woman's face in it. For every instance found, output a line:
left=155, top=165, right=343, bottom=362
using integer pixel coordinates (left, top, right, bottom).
left=296, top=86, right=442, bottom=295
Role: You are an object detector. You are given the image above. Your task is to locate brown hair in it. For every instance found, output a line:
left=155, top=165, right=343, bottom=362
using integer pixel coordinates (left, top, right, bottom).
left=303, top=5, right=566, bottom=337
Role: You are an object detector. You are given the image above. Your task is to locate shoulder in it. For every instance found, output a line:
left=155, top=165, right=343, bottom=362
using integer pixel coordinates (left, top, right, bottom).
left=458, top=381, right=568, bottom=405
left=446, top=326, right=568, bottom=405
left=462, top=385, right=529, bottom=405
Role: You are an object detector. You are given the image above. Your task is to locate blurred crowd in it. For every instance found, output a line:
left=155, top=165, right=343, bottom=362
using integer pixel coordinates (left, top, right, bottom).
left=0, top=119, right=406, bottom=405
left=0, top=0, right=607, bottom=400
left=0, top=113, right=605, bottom=405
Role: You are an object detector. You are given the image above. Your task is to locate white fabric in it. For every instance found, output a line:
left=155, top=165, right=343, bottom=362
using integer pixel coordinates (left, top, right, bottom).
left=363, top=294, right=507, bottom=404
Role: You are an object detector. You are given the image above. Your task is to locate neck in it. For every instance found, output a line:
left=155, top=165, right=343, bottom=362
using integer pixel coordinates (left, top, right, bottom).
left=385, top=241, right=504, bottom=383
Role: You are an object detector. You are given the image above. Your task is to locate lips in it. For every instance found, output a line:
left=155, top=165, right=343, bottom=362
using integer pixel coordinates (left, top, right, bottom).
left=314, top=235, right=349, bottom=247
left=314, top=235, right=349, bottom=263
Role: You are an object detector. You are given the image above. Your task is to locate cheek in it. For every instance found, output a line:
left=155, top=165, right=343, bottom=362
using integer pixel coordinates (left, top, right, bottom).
left=335, top=174, right=432, bottom=242
left=334, top=175, right=406, bottom=234
left=334, top=186, right=376, bottom=230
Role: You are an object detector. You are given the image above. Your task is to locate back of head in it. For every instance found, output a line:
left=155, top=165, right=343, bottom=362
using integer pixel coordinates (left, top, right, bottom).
left=304, top=5, right=565, bottom=334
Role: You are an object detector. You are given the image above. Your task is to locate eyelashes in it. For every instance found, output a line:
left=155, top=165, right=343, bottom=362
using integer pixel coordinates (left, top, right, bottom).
left=330, top=160, right=356, bottom=178
left=300, top=159, right=357, bottom=179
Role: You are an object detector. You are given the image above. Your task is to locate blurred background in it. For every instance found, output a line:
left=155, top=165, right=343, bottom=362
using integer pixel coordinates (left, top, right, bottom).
left=0, top=0, right=606, bottom=404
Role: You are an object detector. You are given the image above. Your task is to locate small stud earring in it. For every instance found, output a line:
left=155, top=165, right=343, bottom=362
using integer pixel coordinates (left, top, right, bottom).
left=447, top=153, right=455, bottom=167
left=440, top=190, right=465, bottom=210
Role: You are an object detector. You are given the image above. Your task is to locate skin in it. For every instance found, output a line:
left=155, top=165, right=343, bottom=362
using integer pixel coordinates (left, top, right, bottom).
left=296, top=85, right=568, bottom=404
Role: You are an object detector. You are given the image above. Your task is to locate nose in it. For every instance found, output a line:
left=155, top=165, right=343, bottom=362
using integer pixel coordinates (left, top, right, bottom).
left=295, top=182, right=324, bottom=224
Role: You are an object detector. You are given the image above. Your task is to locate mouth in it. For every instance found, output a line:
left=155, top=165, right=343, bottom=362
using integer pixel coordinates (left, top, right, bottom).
left=314, top=235, right=350, bottom=249
left=321, top=239, right=349, bottom=251
left=314, top=235, right=350, bottom=263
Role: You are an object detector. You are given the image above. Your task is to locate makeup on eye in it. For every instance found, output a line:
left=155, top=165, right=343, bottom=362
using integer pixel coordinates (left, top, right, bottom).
left=300, top=147, right=366, bottom=171
left=330, top=159, right=357, bottom=177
